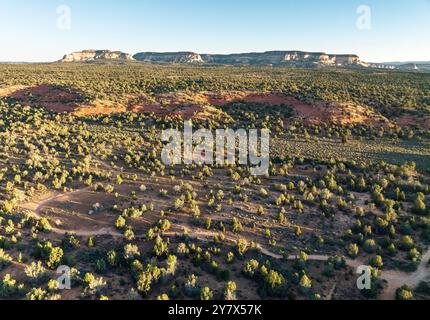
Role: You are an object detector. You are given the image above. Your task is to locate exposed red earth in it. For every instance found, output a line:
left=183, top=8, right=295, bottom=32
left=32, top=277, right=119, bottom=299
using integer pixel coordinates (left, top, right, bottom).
left=191, top=91, right=392, bottom=127
left=3, top=84, right=398, bottom=127
left=7, top=84, right=87, bottom=113
left=396, top=114, right=430, bottom=130
left=128, top=91, right=393, bottom=126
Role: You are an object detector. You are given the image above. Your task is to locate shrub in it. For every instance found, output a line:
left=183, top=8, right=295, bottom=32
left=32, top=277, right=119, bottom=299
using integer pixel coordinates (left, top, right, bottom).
left=0, top=274, right=25, bottom=298
left=348, top=243, right=359, bottom=257
left=243, top=259, right=259, bottom=277
left=396, top=285, right=414, bottom=300
left=224, top=281, right=237, bottom=300
left=82, top=273, right=107, bottom=298
left=236, top=238, right=248, bottom=256
left=200, top=287, right=213, bottom=300
left=26, top=288, right=60, bottom=300
left=399, top=235, right=414, bottom=251
left=24, top=261, right=47, bottom=282
left=0, top=249, right=12, bottom=269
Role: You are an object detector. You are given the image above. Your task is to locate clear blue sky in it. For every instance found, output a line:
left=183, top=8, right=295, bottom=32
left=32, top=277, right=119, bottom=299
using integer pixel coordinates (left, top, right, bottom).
left=0, top=0, right=429, bottom=62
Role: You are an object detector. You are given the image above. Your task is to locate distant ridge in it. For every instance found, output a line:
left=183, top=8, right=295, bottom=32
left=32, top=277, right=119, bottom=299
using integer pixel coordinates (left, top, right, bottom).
left=381, top=61, right=430, bottom=72
left=133, top=52, right=204, bottom=64
left=132, top=50, right=370, bottom=68
left=58, top=49, right=418, bottom=70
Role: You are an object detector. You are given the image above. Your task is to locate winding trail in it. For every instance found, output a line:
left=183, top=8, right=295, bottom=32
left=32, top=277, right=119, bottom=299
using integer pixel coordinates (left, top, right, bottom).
left=34, top=187, right=91, bottom=214
left=262, top=245, right=430, bottom=300
left=21, top=187, right=121, bottom=237
left=169, top=229, right=430, bottom=299
left=20, top=187, right=430, bottom=300
left=379, top=248, right=430, bottom=300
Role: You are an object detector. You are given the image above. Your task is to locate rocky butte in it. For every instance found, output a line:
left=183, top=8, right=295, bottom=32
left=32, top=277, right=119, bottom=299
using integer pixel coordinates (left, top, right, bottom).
left=60, top=50, right=135, bottom=62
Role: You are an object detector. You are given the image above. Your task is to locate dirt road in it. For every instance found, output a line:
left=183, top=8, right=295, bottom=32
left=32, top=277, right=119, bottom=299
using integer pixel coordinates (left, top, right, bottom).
left=21, top=188, right=430, bottom=300
left=21, top=187, right=121, bottom=237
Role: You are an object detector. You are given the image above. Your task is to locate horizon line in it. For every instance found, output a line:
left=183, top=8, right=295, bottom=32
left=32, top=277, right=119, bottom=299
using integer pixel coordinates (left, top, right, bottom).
left=1, top=48, right=428, bottom=64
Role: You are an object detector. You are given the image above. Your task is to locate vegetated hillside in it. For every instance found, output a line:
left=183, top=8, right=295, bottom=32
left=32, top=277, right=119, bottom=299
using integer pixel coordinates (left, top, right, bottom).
left=1, top=63, right=429, bottom=121
left=0, top=63, right=429, bottom=301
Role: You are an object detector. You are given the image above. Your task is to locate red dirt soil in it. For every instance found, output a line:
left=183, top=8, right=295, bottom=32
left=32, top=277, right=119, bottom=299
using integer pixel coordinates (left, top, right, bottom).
left=396, top=114, right=430, bottom=130
left=4, top=84, right=392, bottom=126
left=127, top=94, right=222, bottom=120
left=182, top=91, right=392, bottom=127
left=127, top=95, right=170, bottom=116
left=101, top=90, right=390, bottom=127
left=7, top=84, right=87, bottom=113
left=6, top=84, right=126, bottom=116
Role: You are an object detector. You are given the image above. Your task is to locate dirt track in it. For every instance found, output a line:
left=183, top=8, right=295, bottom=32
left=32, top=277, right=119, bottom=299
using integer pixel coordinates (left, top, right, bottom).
left=21, top=187, right=121, bottom=237
left=259, top=244, right=430, bottom=300
left=21, top=188, right=430, bottom=300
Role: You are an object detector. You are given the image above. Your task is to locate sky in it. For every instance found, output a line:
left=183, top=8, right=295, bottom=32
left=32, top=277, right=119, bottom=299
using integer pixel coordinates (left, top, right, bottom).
left=0, top=0, right=429, bottom=62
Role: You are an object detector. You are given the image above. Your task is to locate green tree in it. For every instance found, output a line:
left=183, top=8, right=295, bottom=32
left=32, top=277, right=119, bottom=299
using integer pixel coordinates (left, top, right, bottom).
left=200, top=287, right=213, bottom=300
left=396, top=285, right=414, bottom=300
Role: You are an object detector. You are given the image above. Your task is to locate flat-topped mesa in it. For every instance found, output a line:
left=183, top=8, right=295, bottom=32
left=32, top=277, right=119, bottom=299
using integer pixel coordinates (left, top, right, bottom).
left=332, top=54, right=369, bottom=67
left=60, top=50, right=135, bottom=62
left=284, top=51, right=361, bottom=64
left=201, top=51, right=369, bottom=67
left=60, top=49, right=371, bottom=68
left=132, top=52, right=204, bottom=64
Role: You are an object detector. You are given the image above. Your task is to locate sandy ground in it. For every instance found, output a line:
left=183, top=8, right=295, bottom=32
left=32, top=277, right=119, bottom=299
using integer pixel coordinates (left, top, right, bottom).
left=19, top=186, right=430, bottom=300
